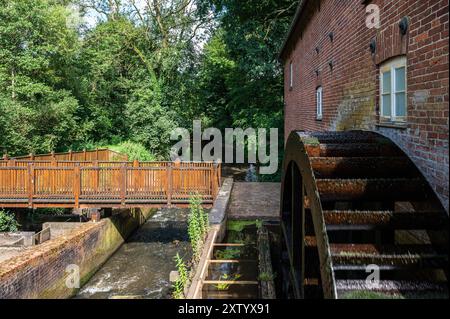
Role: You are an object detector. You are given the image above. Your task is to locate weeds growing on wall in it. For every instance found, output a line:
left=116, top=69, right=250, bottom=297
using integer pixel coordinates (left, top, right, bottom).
left=0, top=209, right=20, bottom=232
left=188, top=193, right=209, bottom=261
left=172, top=253, right=188, bottom=299
left=171, top=193, right=209, bottom=298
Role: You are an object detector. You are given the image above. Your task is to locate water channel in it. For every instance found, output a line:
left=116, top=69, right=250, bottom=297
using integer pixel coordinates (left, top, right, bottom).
left=75, top=208, right=192, bottom=299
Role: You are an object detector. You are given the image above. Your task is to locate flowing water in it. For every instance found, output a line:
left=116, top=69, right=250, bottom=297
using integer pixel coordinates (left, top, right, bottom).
left=245, top=164, right=259, bottom=182
left=75, top=208, right=192, bottom=299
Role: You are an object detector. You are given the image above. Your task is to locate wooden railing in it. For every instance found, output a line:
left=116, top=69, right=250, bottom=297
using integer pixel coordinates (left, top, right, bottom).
left=0, top=161, right=221, bottom=208
left=1, top=149, right=128, bottom=162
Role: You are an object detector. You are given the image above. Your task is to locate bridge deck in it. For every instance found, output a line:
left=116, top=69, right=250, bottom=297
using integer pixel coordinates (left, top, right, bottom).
left=0, top=161, right=220, bottom=209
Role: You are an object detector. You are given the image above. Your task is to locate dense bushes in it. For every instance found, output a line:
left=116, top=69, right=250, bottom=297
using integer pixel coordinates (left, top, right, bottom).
left=0, top=0, right=294, bottom=178
left=0, top=210, right=19, bottom=232
left=106, top=141, right=157, bottom=161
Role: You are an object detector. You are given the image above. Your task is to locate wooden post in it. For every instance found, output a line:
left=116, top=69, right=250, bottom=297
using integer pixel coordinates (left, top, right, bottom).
left=132, top=160, right=139, bottom=193
left=212, top=163, right=218, bottom=199
left=28, top=163, right=34, bottom=208
left=68, top=150, right=73, bottom=161
left=3, top=153, right=9, bottom=161
left=217, top=160, right=222, bottom=187
left=74, top=166, right=80, bottom=208
left=167, top=163, right=173, bottom=206
left=93, top=160, right=99, bottom=193
left=120, top=164, right=127, bottom=206
left=83, top=149, right=87, bottom=161
left=95, top=148, right=99, bottom=161
left=51, top=151, right=55, bottom=161
left=29, top=153, right=35, bottom=161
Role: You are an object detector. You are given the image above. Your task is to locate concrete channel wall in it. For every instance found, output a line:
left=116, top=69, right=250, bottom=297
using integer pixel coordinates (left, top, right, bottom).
left=0, top=208, right=154, bottom=299
left=186, top=178, right=234, bottom=299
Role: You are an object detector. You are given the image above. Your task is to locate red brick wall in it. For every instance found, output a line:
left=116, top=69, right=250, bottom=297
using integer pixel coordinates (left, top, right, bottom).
left=0, top=209, right=153, bottom=299
left=283, top=0, right=449, bottom=211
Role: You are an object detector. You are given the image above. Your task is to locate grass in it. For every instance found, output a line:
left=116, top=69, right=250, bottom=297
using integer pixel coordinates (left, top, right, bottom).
left=341, top=291, right=404, bottom=299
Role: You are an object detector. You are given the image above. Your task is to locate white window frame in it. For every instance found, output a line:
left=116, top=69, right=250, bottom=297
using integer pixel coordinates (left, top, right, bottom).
left=380, top=56, right=407, bottom=123
left=316, top=86, right=323, bottom=120
left=289, top=62, right=293, bottom=89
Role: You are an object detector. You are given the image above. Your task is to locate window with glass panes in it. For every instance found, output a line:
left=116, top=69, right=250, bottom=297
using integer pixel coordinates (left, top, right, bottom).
left=380, top=56, right=407, bottom=122
left=316, top=86, right=323, bottom=120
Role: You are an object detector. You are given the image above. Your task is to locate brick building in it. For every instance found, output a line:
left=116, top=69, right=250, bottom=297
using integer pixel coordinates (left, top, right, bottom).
left=280, top=0, right=449, bottom=211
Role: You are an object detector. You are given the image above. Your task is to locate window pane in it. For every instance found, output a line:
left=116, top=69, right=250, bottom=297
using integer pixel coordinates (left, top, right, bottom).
left=317, top=88, right=322, bottom=116
left=290, top=63, right=293, bottom=87
left=395, top=67, right=406, bottom=92
left=382, top=71, right=391, bottom=93
left=382, top=95, right=391, bottom=117
left=395, top=92, right=406, bottom=117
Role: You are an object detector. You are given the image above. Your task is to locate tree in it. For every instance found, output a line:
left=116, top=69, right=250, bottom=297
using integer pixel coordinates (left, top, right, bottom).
left=0, top=0, right=83, bottom=155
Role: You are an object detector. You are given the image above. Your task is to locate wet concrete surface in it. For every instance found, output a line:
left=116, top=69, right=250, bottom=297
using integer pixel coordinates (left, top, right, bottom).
left=228, top=183, right=280, bottom=221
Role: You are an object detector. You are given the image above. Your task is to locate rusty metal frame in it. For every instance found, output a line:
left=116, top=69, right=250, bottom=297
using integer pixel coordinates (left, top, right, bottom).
left=280, top=131, right=337, bottom=299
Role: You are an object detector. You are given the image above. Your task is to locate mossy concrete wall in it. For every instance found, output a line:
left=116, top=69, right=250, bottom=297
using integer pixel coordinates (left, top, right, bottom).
left=0, top=208, right=154, bottom=299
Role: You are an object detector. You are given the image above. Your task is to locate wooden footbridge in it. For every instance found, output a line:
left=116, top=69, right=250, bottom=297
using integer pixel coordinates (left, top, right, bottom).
left=0, top=150, right=221, bottom=209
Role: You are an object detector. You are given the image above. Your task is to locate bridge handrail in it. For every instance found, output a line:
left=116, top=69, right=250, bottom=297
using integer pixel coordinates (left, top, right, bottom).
left=0, top=161, right=221, bottom=208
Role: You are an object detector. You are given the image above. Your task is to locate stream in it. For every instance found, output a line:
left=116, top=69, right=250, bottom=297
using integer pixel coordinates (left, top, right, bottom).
left=75, top=208, right=192, bottom=299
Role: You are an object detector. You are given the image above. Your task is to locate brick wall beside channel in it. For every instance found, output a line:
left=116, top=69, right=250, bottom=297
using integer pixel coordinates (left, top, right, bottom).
left=0, top=209, right=154, bottom=299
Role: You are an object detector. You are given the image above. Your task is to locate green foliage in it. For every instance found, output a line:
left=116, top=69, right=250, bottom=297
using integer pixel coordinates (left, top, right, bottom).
left=106, top=141, right=156, bottom=161
left=0, top=0, right=295, bottom=171
left=258, top=272, right=276, bottom=282
left=227, top=220, right=262, bottom=232
left=215, top=273, right=242, bottom=291
left=0, top=209, right=20, bottom=232
left=0, top=0, right=83, bottom=155
left=34, top=208, right=67, bottom=216
left=193, top=0, right=297, bottom=180
left=172, top=253, right=188, bottom=299
left=214, top=248, right=242, bottom=260
left=188, top=193, right=209, bottom=261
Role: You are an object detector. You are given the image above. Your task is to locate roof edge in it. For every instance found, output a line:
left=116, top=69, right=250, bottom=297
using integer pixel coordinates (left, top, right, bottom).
left=278, top=0, right=308, bottom=61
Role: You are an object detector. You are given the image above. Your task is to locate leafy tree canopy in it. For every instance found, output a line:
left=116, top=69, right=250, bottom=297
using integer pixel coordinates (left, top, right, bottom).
left=0, top=0, right=299, bottom=175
